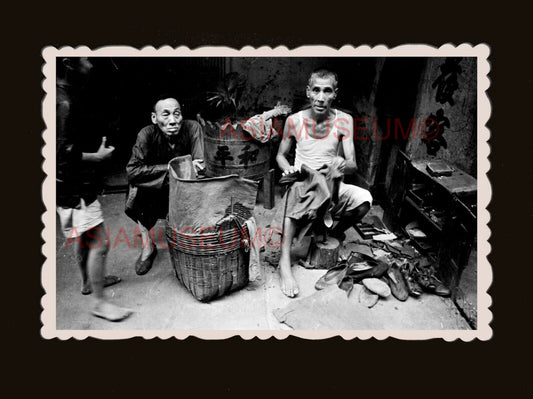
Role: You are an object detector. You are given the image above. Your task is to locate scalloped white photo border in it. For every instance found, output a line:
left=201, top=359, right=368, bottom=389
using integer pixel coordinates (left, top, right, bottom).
left=41, top=44, right=492, bottom=340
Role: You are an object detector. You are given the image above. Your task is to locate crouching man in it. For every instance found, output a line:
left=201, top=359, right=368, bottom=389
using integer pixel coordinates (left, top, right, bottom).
left=126, top=96, right=205, bottom=275
left=275, top=69, right=372, bottom=297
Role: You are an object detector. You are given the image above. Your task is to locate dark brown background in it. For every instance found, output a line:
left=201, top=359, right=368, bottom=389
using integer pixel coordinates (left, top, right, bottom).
left=6, top=1, right=529, bottom=396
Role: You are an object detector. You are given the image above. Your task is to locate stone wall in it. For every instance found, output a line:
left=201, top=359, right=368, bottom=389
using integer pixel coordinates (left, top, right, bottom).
left=227, top=57, right=324, bottom=113
left=406, top=57, right=477, bottom=176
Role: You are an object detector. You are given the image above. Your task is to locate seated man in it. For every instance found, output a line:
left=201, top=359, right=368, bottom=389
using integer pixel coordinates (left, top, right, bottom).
left=126, top=95, right=205, bottom=275
left=275, top=69, right=373, bottom=297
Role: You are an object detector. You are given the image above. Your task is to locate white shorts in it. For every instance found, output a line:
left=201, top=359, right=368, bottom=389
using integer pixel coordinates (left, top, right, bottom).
left=57, top=199, right=104, bottom=239
left=331, top=182, right=373, bottom=219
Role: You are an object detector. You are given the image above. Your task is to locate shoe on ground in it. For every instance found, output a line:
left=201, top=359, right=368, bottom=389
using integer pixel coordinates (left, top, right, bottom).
left=385, top=263, right=409, bottom=301
left=135, top=246, right=158, bottom=276
left=401, top=263, right=423, bottom=297
left=415, top=264, right=451, bottom=297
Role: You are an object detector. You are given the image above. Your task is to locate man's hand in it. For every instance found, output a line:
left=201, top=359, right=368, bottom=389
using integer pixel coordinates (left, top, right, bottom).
left=192, top=159, right=205, bottom=173
left=83, top=136, right=115, bottom=162
left=282, top=165, right=299, bottom=176
left=196, top=113, right=206, bottom=127
left=333, top=156, right=346, bottom=175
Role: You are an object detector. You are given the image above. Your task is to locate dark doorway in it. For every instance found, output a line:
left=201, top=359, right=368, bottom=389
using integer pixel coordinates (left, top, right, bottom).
left=81, top=57, right=226, bottom=168
left=373, top=58, right=426, bottom=193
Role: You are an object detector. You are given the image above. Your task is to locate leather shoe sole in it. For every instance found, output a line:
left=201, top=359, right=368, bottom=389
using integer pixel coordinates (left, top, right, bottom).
left=385, top=264, right=409, bottom=301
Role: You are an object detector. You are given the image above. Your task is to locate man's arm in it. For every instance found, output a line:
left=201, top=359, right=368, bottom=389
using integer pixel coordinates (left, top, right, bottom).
left=276, top=115, right=297, bottom=175
left=57, top=100, right=114, bottom=165
left=188, top=121, right=205, bottom=173
left=126, top=129, right=168, bottom=189
left=339, top=113, right=358, bottom=176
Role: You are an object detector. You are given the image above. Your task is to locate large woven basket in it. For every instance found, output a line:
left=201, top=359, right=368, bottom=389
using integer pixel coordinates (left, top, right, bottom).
left=166, top=222, right=250, bottom=302
left=166, top=155, right=258, bottom=302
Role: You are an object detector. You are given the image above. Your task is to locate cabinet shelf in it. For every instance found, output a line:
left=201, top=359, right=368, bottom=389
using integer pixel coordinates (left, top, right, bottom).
left=404, top=196, right=444, bottom=235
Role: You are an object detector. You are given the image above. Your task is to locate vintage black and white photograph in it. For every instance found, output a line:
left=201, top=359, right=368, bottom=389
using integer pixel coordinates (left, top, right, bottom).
left=41, top=45, right=491, bottom=339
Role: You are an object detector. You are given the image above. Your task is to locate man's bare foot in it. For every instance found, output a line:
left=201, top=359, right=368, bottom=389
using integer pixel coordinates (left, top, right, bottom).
left=92, top=300, right=132, bottom=322
left=81, top=280, right=92, bottom=295
left=279, top=262, right=299, bottom=298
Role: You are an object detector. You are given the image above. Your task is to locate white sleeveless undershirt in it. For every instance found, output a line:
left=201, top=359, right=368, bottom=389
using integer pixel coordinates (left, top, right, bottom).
left=294, top=109, right=343, bottom=171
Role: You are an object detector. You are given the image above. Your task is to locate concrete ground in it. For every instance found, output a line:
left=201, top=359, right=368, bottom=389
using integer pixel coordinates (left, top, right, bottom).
left=454, top=247, right=478, bottom=328
left=55, top=190, right=470, bottom=331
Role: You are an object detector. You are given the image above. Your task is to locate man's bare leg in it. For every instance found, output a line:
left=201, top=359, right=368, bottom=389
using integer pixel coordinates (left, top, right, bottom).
left=74, top=241, right=91, bottom=294
left=77, top=229, right=121, bottom=295
left=85, top=225, right=131, bottom=322
left=138, top=222, right=155, bottom=261
left=330, top=202, right=371, bottom=240
left=279, top=217, right=299, bottom=298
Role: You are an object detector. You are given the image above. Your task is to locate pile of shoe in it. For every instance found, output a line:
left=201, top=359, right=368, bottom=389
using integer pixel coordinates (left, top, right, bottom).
left=315, top=251, right=451, bottom=309
left=314, top=251, right=390, bottom=293
left=403, top=262, right=451, bottom=298
left=359, top=277, right=391, bottom=308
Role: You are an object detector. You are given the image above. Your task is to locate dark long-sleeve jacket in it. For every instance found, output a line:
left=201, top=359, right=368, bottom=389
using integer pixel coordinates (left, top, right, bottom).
left=56, top=82, right=99, bottom=208
left=125, top=121, right=204, bottom=227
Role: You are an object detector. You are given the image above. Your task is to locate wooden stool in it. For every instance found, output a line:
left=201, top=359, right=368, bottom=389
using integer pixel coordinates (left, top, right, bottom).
left=298, top=235, right=341, bottom=269
left=259, top=168, right=276, bottom=210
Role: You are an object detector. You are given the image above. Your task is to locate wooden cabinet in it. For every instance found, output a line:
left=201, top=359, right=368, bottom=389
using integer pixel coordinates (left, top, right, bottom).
left=398, top=157, right=477, bottom=290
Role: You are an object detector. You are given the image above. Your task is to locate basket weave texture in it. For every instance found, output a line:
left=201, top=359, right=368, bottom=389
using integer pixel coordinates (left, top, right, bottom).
left=166, top=223, right=249, bottom=302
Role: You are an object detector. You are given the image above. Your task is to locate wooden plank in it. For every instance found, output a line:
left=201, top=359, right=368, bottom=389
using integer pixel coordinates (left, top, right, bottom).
left=263, top=168, right=275, bottom=210
left=411, top=160, right=477, bottom=195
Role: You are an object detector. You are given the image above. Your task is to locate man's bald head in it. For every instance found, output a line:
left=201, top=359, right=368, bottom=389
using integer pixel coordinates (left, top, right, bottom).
left=308, top=69, right=338, bottom=89
left=151, top=98, right=183, bottom=137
